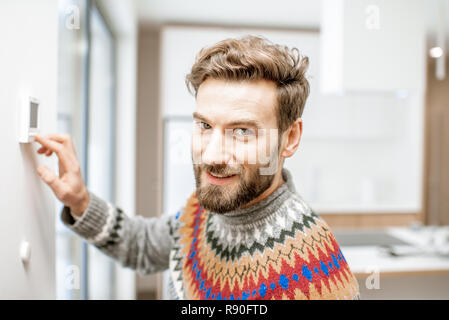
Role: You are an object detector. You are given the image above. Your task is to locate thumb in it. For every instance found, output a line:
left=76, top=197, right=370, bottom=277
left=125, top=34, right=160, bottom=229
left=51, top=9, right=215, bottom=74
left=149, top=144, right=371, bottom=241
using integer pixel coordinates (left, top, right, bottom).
left=37, top=165, right=64, bottom=194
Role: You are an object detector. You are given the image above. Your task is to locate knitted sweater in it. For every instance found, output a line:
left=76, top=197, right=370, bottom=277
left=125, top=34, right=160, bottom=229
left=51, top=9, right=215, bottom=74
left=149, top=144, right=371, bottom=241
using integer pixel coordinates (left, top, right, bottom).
left=61, top=168, right=360, bottom=300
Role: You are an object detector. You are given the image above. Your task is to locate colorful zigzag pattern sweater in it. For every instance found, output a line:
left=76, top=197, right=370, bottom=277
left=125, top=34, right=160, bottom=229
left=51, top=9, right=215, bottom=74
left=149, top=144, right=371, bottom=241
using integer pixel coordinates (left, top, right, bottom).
left=62, top=169, right=360, bottom=300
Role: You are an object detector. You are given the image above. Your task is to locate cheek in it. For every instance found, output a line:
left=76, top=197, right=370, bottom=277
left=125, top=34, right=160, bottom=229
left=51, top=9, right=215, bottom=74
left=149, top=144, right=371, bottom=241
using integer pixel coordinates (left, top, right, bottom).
left=232, top=143, right=258, bottom=165
left=257, top=131, right=280, bottom=166
left=231, top=139, right=277, bottom=166
left=191, top=133, right=204, bottom=165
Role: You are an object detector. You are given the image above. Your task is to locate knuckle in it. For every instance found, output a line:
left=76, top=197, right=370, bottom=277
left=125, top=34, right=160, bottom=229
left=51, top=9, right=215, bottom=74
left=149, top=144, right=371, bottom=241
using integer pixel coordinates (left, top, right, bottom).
left=55, top=144, right=63, bottom=153
left=46, top=173, right=55, bottom=184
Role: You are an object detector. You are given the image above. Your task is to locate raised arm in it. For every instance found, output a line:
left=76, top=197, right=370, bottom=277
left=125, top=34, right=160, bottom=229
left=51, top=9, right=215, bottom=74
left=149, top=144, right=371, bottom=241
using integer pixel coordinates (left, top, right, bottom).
left=34, top=133, right=177, bottom=274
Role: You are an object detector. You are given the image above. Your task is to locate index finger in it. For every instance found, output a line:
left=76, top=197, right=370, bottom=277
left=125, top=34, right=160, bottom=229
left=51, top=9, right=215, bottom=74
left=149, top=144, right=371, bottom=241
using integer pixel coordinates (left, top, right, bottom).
left=41, top=133, right=73, bottom=145
left=39, top=133, right=77, bottom=154
left=34, top=134, right=74, bottom=172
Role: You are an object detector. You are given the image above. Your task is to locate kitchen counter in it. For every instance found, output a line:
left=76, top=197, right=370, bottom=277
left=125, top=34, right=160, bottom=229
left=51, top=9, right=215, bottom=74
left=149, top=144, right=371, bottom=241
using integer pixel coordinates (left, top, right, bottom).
left=337, top=226, right=449, bottom=276
left=334, top=226, right=449, bottom=298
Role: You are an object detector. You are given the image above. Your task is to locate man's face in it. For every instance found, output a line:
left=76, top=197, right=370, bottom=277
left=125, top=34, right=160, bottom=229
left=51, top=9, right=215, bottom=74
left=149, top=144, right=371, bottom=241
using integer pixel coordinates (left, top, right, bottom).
left=191, top=78, right=282, bottom=213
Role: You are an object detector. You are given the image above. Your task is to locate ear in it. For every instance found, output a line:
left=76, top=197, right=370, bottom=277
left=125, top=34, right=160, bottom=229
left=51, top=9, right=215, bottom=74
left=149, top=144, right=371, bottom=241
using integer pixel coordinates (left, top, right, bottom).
left=280, top=118, right=303, bottom=159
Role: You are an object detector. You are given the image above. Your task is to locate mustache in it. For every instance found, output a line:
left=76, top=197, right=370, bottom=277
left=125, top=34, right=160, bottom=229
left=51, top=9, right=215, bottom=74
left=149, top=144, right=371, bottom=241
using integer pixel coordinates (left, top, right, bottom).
left=201, top=164, right=242, bottom=176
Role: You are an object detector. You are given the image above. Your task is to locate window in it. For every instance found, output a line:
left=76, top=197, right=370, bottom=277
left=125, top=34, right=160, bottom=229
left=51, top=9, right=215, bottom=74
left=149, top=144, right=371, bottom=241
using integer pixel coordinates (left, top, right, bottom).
left=56, top=0, right=116, bottom=299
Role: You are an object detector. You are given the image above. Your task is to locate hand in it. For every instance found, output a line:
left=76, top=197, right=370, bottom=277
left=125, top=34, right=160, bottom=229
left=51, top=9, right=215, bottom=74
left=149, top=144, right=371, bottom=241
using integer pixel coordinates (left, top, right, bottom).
left=34, top=133, right=89, bottom=218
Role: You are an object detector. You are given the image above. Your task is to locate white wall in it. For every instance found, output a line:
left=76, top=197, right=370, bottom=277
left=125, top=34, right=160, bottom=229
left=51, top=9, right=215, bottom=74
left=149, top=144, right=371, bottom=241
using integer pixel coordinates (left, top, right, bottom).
left=0, top=0, right=58, bottom=299
left=320, top=0, right=426, bottom=93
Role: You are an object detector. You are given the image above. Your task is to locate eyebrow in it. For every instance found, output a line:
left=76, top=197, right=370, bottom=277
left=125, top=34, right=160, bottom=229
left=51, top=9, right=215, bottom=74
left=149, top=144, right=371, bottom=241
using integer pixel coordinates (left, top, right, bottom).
left=192, top=112, right=263, bottom=128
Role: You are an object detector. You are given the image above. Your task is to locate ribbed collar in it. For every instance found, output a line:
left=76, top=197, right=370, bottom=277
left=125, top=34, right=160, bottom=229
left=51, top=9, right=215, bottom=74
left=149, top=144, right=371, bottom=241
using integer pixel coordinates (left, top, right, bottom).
left=212, top=168, right=296, bottom=226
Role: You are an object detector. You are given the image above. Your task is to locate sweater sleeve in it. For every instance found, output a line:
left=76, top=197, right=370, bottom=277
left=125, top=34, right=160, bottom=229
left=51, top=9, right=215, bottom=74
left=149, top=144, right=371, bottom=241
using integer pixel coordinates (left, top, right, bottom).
left=60, top=191, right=180, bottom=276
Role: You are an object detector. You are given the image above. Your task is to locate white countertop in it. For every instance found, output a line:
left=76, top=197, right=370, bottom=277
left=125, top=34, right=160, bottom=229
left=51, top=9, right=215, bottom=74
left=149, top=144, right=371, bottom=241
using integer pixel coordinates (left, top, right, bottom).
left=340, top=226, right=449, bottom=275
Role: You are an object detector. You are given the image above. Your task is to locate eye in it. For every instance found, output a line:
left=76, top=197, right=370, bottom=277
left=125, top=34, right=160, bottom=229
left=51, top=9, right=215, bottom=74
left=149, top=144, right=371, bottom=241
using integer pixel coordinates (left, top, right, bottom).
left=233, top=128, right=255, bottom=137
left=197, top=121, right=211, bottom=130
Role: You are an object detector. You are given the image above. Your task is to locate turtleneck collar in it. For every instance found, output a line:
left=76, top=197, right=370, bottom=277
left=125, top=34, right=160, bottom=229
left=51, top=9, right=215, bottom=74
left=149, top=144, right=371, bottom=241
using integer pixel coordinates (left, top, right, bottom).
left=211, top=168, right=296, bottom=226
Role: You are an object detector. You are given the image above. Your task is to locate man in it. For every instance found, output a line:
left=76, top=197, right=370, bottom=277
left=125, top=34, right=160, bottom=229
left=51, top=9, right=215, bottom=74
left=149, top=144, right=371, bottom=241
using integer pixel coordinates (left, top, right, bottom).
left=35, top=35, right=360, bottom=300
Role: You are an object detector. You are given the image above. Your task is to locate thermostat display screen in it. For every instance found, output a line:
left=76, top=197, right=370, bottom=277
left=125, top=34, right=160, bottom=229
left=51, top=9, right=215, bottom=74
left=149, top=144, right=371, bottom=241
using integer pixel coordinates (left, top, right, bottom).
left=30, top=102, right=38, bottom=128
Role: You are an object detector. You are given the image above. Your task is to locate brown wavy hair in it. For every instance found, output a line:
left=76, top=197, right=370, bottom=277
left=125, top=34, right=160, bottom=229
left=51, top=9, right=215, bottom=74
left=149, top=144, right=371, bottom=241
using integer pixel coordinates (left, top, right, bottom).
left=185, top=35, right=310, bottom=133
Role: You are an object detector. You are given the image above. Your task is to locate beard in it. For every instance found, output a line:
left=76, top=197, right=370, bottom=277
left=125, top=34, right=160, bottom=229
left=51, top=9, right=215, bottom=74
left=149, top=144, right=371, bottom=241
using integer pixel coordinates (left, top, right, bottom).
left=193, top=162, right=275, bottom=214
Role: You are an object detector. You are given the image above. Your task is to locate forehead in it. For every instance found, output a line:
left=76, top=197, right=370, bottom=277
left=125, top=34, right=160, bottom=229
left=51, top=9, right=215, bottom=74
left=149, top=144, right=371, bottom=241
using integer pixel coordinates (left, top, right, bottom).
left=195, top=78, right=278, bottom=126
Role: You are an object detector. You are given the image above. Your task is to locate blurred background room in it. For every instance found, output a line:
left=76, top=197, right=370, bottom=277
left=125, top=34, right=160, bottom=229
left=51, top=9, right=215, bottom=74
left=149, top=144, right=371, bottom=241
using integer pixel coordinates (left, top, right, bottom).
left=1, top=0, right=449, bottom=299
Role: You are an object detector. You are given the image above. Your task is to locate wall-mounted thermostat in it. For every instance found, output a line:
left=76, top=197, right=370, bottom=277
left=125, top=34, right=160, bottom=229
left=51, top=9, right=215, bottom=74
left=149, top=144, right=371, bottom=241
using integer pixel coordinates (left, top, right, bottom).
left=19, top=96, right=40, bottom=143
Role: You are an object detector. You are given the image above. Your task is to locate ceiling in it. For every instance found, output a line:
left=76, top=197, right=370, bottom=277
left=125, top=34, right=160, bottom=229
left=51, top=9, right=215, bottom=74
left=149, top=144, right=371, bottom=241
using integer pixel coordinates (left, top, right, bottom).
left=134, top=0, right=449, bottom=44
left=135, top=0, right=321, bottom=29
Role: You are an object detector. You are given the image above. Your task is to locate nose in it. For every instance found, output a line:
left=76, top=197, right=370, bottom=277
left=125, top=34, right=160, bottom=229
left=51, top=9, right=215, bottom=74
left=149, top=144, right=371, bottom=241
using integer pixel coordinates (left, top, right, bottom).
left=201, top=130, right=232, bottom=165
